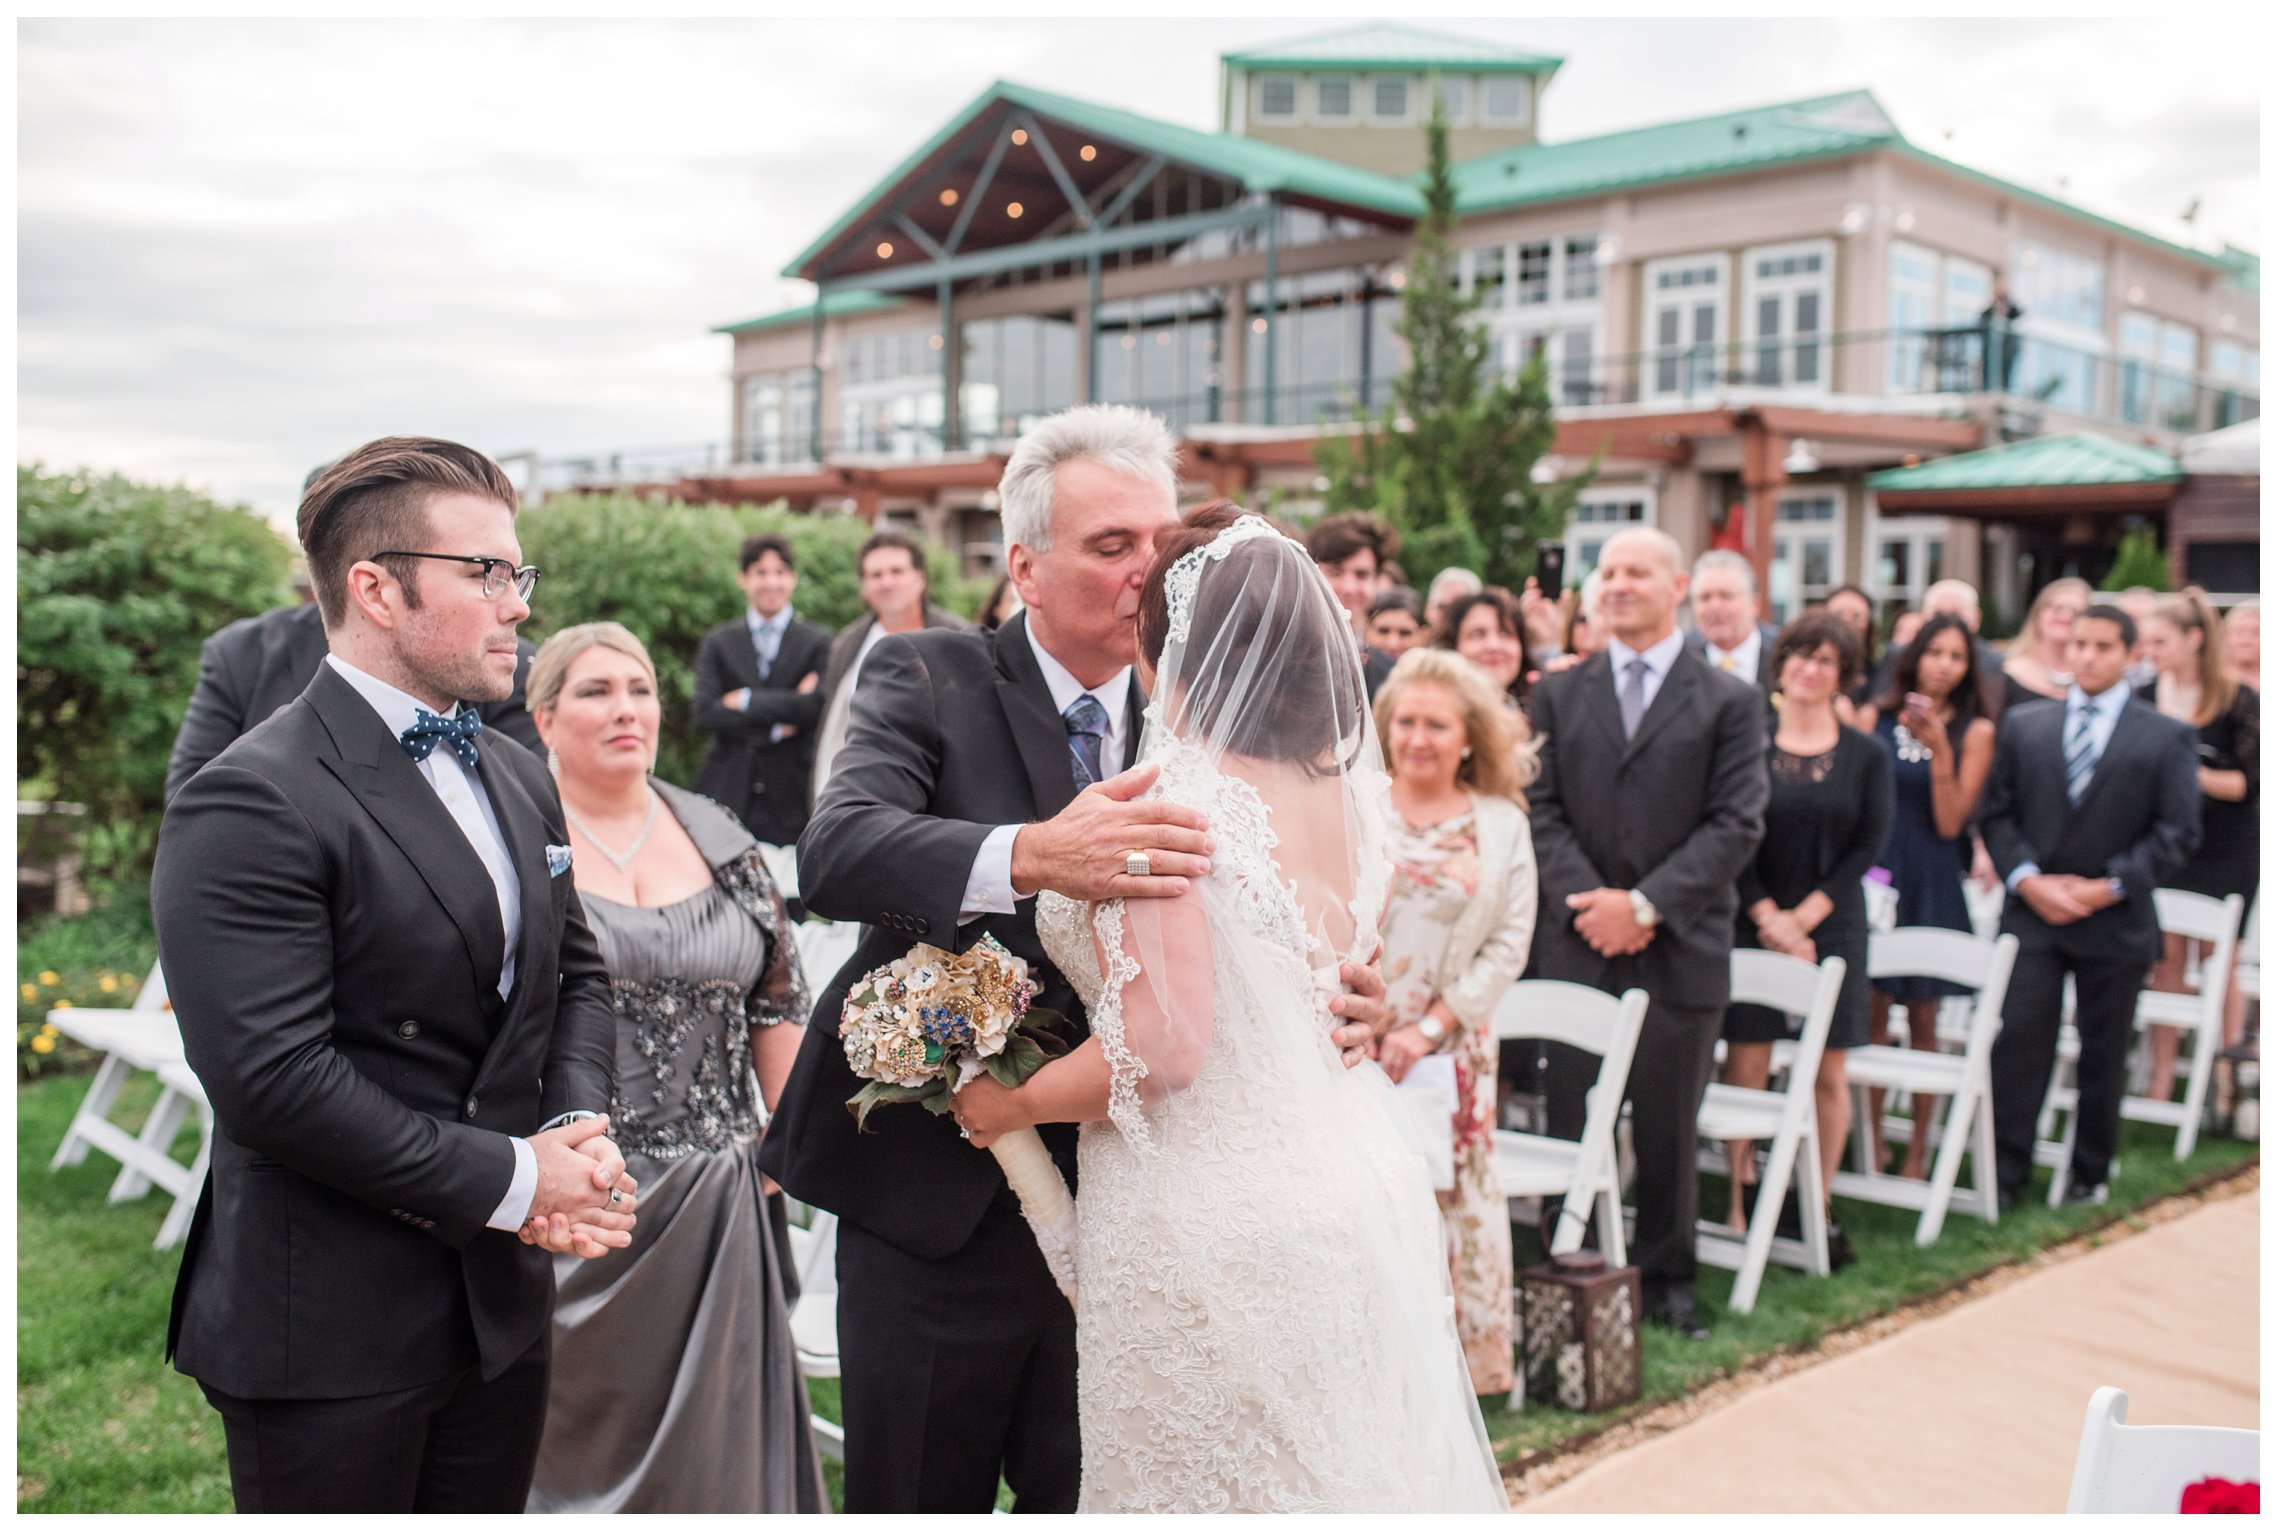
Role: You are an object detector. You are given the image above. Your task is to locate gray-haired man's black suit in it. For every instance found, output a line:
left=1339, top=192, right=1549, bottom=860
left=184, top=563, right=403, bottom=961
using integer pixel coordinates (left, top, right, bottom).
left=1525, top=643, right=1768, bottom=1309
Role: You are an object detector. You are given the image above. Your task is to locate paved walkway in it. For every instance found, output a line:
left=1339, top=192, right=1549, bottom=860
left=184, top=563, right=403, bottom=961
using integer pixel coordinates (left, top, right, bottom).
left=1520, top=1189, right=2259, bottom=1514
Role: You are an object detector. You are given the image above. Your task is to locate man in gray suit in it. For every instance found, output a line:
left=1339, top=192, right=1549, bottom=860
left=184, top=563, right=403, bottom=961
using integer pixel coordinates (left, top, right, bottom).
left=1528, top=527, right=1768, bottom=1339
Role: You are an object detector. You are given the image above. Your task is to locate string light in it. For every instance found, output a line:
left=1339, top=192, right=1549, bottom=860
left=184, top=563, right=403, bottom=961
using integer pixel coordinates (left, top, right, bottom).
left=1079, top=144, right=1097, bottom=162
left=1006, top=201, right=1024, bottom=219
left=1011, top=128, right=1028, bottom=145
left=939, top=188, right=959, bottom=207
left=876, top=241, right=894, bottom=258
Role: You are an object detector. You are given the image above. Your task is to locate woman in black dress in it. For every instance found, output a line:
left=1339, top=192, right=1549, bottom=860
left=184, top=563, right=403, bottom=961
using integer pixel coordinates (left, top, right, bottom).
left=2137, top=591, right=2258, bottom=1101
left=1856, top=614, right=1998, bottom=1179
left=1720, top=615, right=1893, bottom=1268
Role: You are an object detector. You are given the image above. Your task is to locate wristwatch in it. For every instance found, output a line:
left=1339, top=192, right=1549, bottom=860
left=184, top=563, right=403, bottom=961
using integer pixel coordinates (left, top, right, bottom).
left=1628, top=889, right=1661, bottom=929
left=1416, top=1013, right=1449, bottom=1047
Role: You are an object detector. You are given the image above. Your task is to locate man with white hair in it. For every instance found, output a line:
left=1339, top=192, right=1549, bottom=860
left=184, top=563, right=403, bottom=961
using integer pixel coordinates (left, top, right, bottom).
left=1684, top=549, right=1779, bottom=704
left=1425, top=565, right=1483, bottom=632
left=761, top=404, right=1392, bottom=1512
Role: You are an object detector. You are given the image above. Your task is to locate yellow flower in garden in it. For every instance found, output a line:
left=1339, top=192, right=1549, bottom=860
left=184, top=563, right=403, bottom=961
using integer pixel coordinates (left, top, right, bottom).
left=52, top=1000, right=74, bottom=1010
left=41, top=1023, right=58, bottom=1037
left=38, top=971, right=61, bottom=986
left=19, top=984, right=35, bottom=1003
left=31, top=1035, right=55, bottom=1054
left=99, top=974, right=119, bottom=993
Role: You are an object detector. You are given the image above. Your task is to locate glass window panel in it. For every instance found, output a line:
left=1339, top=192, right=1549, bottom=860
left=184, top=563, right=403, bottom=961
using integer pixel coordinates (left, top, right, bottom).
left=1257, top=75, right=1298, bottom=119
left=1481, top=74, right=1531, bottom=125
left=1373, top=76, right=1411, bottom=119
left=1517, top=242, right=1551, bottom=305
left=1315, top=75, right=1353, bottom=120
left=1564, top=238, right=1600, bottom=300
left=1942, top=258, right=1991, bottom=326
left=1433, top=75, right=1469, bottom=124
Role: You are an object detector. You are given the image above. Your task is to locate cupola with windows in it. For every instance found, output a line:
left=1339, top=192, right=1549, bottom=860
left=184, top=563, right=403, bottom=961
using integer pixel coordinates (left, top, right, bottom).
left=1220, top=22, right=1561, bottom=176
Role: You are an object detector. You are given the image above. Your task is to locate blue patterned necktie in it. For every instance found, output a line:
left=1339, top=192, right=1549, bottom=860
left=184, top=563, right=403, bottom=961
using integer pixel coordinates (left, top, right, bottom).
left=2063, top=699, right=2099, bottom=803
left=400, top=707, right=484, bottom=768
left=754, top=617, right=782, bottom=681
left=1618, top=657, right=1649, bottom=740
left=1064, top=694, right=1108, bottom=790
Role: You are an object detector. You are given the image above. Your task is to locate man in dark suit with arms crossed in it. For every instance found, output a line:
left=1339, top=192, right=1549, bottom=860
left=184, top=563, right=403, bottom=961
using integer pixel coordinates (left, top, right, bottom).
left=154, top=437, right=638, bottom=1512
left=760, top=407, right=1393, bottom=1512
left=1979, top=603, right=2200, bottom=1208
left=1528, top=526, right=1768, bottom=1339
left=691, top=532, right=831, bottom=845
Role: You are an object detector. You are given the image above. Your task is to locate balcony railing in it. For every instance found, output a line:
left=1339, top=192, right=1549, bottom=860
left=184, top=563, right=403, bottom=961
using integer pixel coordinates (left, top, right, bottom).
left=547, top=326, right=2256, bottom=487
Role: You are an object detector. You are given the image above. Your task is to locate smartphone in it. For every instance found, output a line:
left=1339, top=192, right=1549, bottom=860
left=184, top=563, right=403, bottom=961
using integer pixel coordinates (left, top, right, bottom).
left=1534, top=543, right=1566, bottom=596
left=1902, top=691, right=1933, bottom=722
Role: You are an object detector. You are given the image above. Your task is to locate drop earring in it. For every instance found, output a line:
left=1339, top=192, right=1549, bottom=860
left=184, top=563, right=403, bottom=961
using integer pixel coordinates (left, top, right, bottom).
left=547, top=746, right=560, bottom=779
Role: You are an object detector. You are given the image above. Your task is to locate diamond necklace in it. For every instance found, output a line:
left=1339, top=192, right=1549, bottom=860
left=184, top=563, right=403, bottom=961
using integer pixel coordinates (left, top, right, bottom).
left=562, top=788, right=661, bottom=873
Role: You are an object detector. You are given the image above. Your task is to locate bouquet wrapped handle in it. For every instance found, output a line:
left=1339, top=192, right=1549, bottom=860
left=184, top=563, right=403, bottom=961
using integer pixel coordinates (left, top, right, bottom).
left=987, top=1126, right=1079, bottom=1302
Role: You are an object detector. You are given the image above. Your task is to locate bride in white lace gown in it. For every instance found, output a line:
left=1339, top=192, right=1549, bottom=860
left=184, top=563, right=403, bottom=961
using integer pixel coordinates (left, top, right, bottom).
left=1031, top=508, right=1507, bottom=1513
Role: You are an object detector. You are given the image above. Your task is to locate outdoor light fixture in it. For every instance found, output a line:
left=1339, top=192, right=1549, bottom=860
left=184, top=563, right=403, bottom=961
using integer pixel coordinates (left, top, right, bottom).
left=1530, top=456, right=1560, bottom=486
left=1594, top=235, right=1622, bottom=266
left=939, top=188, right=959, bottom=206
left=2127, top=284, right=2147, bottom=306
left=1783, top=438, right=1821, bottom=475
left=1122, top=334, right=1137, bottom=350
left=1079, top=144, right=1097, bottom=161
left=876, top=241, right=894, bottom=259
left=1520, top=1253, right=1641, bottom=1413
left=1894, top=207, right=1915, bottom=233
left=1006, top=201, right=1024, bottom=219
left=928, top=334, right=943, bottom=350
left=1839, top=203, right=1868, bottom=235
left=1011, top=128, right=1028, bottom=145
left=1156, top=331, right=1172, bottom=346
left=1250, top=316, right=1268, bottom=333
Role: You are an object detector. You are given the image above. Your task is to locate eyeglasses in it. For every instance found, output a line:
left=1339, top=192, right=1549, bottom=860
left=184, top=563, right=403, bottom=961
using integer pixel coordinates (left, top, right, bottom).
left=372, top=551, right=542, bottom=602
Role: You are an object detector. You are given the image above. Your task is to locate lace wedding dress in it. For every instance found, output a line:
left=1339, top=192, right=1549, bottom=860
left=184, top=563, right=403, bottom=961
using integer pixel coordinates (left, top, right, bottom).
left=1034, top=514, right=1506, bottom=1514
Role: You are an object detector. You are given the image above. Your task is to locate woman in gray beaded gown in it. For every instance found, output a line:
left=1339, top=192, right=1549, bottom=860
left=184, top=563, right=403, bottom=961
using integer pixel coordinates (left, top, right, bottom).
left=520, top=624, right=826, bottom=1514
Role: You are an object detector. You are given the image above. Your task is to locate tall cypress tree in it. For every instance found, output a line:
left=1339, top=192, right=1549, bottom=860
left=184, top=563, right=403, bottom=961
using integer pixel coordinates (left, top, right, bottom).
left=1315, top=78, right=1588, bottom=592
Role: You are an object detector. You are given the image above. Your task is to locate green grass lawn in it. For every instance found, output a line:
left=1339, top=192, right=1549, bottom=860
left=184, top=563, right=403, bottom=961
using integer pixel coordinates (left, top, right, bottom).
left=16, top=1070, right=2255, bottom=1510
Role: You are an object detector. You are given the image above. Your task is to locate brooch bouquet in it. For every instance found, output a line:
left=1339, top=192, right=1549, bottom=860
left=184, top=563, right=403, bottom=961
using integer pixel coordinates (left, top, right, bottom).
left=841, top=933, right=1079, bottom=1301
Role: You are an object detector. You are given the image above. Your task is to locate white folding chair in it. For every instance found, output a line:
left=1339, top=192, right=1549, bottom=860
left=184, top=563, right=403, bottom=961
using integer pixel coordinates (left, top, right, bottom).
left=755, top=841, right=800, bottom=903
left=1836, top=929, right=2019, bottom=1244
left=2065, top=1386, right=2258, bottom=1513
left=782, top=1204, right=845, bottom=1461
left=150, top=1060, right=212, bottom=1249
left=2233, top=896, right=2260, bottom=1011
left=1693, top=950, right=1847, bottom=1314
left=793, top=920, right=861, bottom=993
left=1490, top=983, right=1649, bottom=1267
left=2041, top=890, right=2244, bottom=1204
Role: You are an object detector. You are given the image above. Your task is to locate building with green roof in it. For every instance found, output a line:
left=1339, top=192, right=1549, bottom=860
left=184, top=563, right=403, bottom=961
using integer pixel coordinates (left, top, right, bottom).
left=686, top=22, right=2256, bottom=617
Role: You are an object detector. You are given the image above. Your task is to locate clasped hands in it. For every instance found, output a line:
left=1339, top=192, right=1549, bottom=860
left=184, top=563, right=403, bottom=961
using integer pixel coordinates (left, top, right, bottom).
left=1567, top=887, right=1656, bottom=958
left=2017, top=872, right=2118, bottom=927
left=516, top=1114, right=639, bottom=1260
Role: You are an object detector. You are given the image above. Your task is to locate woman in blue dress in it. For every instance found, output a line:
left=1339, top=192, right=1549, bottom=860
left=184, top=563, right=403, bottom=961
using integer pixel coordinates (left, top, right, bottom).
left=1856, top=614, right=1996, bottom=1180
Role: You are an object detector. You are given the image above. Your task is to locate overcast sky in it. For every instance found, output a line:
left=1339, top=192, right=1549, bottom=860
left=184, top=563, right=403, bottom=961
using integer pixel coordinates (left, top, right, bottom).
left=16, top=14, right=2263, bottom=524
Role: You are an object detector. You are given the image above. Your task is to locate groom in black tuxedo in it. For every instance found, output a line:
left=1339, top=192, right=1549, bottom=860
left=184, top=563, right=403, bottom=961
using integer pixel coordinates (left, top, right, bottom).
left=762, top=408, right=1390, bottom=1512
left=153, top=437, right=636, bottom=1513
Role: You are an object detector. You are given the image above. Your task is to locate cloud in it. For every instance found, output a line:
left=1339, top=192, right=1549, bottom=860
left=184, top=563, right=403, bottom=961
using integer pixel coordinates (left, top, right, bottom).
left=17, top=16, right=2259, bottom=522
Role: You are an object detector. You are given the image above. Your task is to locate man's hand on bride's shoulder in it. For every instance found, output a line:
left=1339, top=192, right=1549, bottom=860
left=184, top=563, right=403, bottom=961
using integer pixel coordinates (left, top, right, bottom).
left=1330, top=952, right=1391, bottom=1068
left=1009, top=761, right=1216, bottom=903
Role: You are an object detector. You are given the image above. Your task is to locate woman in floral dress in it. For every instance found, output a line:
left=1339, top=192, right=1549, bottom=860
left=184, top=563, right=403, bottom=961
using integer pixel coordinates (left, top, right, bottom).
left=1372, top=647, right=1540, bottom=1396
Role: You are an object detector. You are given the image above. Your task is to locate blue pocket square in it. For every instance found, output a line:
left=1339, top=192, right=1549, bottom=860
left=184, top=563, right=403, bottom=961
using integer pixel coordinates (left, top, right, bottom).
left=547, top=844, right=573, bottom=878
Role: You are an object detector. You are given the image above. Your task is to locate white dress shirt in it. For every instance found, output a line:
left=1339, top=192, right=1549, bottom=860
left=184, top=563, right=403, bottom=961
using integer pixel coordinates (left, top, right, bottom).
left=325, top=654, right=537, bottom=1231
left=2006, top=680, right=2133, bottom=895
left=1705, top=625, right=1764, bottom=685
left=959, top=622, right=1134, bottom=922
left=1605, top=628, right=1687, bottom=717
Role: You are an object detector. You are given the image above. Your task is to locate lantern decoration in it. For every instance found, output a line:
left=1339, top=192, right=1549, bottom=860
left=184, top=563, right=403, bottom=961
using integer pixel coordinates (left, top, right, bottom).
left=1519, top=1251, right=1642, bottom=1412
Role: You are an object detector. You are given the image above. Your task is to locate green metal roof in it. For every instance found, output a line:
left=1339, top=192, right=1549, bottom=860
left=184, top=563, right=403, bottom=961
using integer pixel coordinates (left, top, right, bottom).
left=1891, top=142, right=2236, bottom=275
left=779, top=79, right=1421, bottom=278
left=1449, top=89, right=1901, bottom=213
left=2218, top=244, right=2259, bottom=295
left=712, top=288, right=906, bottom=336
left=1222, top=22, right=1561, bottom=74
left=1868, top=433, right=2182, bottom=494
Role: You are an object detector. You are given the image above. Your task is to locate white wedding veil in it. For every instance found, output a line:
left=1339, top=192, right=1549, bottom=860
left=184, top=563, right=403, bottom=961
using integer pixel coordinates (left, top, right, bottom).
left=1073, top=506, right=1508, bottom=1510
left=1091, top=509, right=1389, bottom=1151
